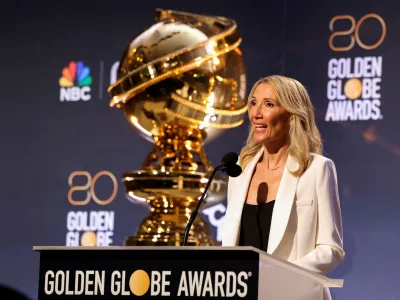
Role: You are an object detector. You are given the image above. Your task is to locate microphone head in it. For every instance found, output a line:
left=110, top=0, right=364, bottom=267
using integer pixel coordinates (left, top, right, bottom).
left=221, top=152, right=238, bottom=166
left=226, top=164, right=242, bottom=177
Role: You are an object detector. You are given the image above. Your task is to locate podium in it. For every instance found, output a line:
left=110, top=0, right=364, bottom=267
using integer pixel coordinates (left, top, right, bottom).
left=33, top=246, right=343, bottom=299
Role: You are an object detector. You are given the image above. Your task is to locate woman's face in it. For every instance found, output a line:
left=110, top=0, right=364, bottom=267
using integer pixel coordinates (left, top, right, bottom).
left=248, top=83, right=291, bottom=145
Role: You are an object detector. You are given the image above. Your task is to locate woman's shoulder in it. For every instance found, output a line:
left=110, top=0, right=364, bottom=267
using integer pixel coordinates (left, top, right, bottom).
left=295, top=153, right=338, bottom=185
left=308, top=153, right=337, bottom=173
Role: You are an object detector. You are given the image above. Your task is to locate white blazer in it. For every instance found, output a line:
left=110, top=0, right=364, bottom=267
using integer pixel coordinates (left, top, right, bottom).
left=221, top=148, right=345, bottom=300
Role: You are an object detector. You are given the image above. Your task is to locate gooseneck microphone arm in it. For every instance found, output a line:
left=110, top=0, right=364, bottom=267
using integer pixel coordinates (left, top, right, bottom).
left=183, top=152, right=242, bottom=246
left=182, top=163, right=223, bottom=246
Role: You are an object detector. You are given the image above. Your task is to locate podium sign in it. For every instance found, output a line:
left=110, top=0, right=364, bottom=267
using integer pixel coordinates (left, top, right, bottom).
left=34, top=246, right=343, bottom=300
left=35, top=247, right=259, bottom=299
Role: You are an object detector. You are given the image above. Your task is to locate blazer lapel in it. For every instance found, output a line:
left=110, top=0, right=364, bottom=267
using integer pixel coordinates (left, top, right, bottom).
left=225, top=148, right=264, bottom=246
left=267, top=155, right=299, bottom=254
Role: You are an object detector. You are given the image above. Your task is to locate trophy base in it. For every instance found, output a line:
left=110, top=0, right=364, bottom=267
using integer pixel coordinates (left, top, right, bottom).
left=122, top=169, right=226, bottom=246
left=123, top=213, right=217, bottom=246
left=124, top=236, right=216, bottom=247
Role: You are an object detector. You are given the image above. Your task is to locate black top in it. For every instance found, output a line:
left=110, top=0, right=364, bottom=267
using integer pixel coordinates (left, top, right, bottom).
left=238, top=200, right=275, bottom=252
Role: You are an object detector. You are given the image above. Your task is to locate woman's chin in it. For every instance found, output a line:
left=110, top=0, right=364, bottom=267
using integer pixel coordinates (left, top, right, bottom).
left=254, top=136, right=267, bottom=144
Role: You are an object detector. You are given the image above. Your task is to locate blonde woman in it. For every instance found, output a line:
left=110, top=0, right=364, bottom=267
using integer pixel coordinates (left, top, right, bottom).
left=221, top=75, right=344, bottom=300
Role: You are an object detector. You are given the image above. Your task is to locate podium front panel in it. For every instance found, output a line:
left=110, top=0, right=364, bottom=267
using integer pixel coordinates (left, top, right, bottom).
left=258, top=258, right=323, bottom=300
left=37, top=248, right=259, bottom=299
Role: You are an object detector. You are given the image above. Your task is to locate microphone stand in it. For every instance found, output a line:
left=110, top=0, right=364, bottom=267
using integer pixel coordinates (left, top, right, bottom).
left=182, top=164, right=226, bottom=246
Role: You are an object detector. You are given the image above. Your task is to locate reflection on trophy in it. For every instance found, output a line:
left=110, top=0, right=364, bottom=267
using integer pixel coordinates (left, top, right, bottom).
left=108, top=9, right=247, bottom=246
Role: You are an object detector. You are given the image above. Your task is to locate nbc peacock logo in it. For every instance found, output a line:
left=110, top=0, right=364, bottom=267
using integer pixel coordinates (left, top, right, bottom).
left=59, top=61, right=93, bottom=102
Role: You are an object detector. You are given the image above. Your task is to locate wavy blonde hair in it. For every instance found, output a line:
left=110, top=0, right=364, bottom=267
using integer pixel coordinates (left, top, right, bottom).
left=239, top=75, right=322, bottom=176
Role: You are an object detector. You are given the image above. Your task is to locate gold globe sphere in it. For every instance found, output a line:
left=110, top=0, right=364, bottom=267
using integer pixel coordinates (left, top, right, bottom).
left=108, top=9, right=247, bottom=145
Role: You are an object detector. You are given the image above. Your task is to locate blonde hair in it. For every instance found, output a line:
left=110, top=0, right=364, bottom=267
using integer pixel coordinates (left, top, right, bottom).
left=239, top=75, right=322, bottom=176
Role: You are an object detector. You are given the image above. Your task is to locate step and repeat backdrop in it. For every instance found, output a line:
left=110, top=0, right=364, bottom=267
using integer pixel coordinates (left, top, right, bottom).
left=1, top=0, right=399, bottom=299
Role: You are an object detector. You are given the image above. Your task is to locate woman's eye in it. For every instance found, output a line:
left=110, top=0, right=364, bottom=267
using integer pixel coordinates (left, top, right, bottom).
left=265, top=102, right=274, bottom=107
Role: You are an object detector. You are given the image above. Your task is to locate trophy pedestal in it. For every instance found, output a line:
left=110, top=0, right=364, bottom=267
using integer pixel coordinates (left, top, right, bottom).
left=125, top=213, right=216, bottom=246
left=122, top=170, right=225, bottom=246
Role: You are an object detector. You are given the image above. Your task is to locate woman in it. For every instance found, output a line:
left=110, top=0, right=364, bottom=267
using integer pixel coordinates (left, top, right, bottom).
left=221, top=75, right=344, bottom=299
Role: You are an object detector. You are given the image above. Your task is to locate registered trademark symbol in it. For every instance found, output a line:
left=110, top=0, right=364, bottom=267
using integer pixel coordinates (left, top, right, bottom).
left=248, top=272, right=252, bottom=277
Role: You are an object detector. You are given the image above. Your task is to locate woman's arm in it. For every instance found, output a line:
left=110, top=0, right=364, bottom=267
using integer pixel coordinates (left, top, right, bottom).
left=293, top=159, right=345, bottom=275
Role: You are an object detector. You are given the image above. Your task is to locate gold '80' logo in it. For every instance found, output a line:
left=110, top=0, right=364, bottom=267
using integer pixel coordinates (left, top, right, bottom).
left=67, top=171, right=118, bottom=206
left=329, top=13, right=386, bottom=51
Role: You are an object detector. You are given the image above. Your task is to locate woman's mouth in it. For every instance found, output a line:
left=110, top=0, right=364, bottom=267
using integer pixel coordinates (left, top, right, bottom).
left=254, top=123, right=268, bottom=133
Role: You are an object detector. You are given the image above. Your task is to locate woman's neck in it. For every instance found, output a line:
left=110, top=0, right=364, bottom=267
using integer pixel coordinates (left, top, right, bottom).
left=261, top=141, right=289, bottom=170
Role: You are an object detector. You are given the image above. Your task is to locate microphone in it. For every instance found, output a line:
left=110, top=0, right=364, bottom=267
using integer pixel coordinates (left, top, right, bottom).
left=221, top=152, right=238, bottom=166
left=225, top=164, right=242, bottom=177
left=182, top=152, right=242, bottom=246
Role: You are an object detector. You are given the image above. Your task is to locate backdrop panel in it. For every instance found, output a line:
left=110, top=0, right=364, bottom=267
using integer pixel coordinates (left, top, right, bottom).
left=285, top=1, right=400, bottom=299
left=0, top=1, right=286, bottom=299
left=1, top=1, right=400, bottom=299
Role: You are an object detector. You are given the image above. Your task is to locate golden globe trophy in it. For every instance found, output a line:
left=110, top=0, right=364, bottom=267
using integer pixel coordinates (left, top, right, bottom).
left=108, top=9, right=247, bottom=246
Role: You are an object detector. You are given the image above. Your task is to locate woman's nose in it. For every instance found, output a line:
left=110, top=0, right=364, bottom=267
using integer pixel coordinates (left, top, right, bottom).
left=254, top=104, right=262, bottom=118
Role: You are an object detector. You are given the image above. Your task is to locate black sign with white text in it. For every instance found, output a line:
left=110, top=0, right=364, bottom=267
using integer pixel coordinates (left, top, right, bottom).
left=37, top=248, right=259, bottom=299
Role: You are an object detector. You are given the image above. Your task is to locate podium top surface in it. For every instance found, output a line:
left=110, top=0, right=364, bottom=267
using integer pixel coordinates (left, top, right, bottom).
left=33, top=246, right=255, bottom=251
left=33, top=246, right=343, bottom=288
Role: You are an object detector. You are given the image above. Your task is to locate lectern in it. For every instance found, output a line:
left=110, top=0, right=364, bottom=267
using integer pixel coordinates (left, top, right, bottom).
left=33, top=246, right=343, bottom=299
